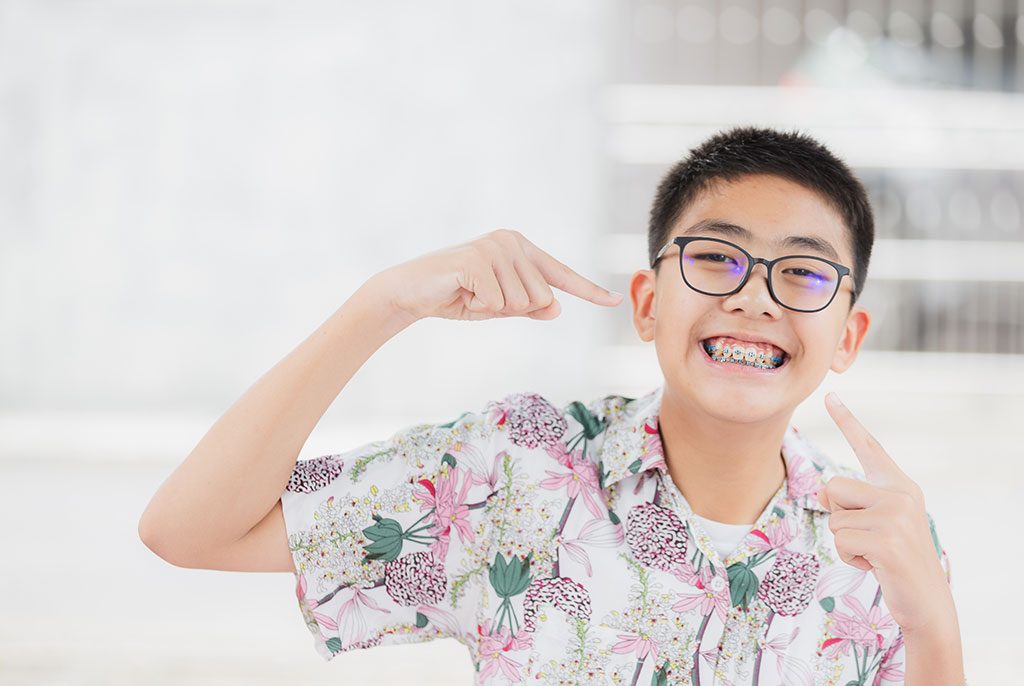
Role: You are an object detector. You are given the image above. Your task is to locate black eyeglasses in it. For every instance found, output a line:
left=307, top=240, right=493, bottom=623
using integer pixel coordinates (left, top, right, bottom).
left=652, top=236, right=854, bottom=313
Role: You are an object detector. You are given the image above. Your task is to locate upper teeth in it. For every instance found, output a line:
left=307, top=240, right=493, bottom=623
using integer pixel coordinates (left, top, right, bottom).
left=703, top=336, right=786, bottom=367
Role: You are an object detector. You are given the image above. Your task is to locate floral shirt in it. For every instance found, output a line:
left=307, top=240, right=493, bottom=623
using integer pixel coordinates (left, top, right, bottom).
left=281, top=384, right=959, bottom=685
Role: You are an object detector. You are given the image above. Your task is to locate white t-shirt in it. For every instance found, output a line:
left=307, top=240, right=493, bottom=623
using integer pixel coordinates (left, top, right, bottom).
left=692, top=512, right=754, bottom=562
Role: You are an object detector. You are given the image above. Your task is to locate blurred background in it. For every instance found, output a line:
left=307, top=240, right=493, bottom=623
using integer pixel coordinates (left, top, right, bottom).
left=2, top=0, right=1021, bottom=683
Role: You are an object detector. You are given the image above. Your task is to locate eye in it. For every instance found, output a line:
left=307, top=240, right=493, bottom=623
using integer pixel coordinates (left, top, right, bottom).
left=696, top=252, right=738, bottom=265
left=785, top=267, right=827, bottom=280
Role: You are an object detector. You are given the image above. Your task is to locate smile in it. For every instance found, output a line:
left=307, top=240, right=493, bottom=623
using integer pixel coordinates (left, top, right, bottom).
left=700, top=338, right=790, bottom=373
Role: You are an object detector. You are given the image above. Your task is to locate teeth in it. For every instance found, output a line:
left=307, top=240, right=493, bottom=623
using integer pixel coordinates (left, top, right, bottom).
left=702, top=339, right=786, bottom=369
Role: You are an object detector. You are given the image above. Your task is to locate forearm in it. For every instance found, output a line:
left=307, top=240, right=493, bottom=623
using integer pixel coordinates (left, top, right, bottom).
left=138, top=273, right=416, bottom=561
left=903, top=597, right=965, bottom=686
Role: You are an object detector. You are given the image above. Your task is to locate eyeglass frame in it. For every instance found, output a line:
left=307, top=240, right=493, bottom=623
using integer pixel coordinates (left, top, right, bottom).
left=651, top=235, right=855, bottom=313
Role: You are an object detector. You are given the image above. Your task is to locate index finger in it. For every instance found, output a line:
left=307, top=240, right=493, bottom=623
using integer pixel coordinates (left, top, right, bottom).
left=824, top=392, right=908, bottom=488
left=523, top=239, right=623, bottom=307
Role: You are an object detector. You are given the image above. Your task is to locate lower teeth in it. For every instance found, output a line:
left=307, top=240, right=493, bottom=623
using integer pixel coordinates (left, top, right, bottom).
left=703, top=343, right=783, bottom=370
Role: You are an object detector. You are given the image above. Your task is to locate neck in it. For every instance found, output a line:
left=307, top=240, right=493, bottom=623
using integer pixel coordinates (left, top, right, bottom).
left=658, top=385, right=790, bottom=525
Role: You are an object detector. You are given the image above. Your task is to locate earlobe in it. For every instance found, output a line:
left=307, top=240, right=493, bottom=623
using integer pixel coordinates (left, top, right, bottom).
left=630, top=269, right=657, bottom=343
left=830, top=306, right=871, bottom=373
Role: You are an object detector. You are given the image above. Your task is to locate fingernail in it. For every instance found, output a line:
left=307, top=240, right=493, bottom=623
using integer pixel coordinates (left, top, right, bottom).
left=608, top=291, right=623, bottom=300
left=827, top=392, right=843, bottom=407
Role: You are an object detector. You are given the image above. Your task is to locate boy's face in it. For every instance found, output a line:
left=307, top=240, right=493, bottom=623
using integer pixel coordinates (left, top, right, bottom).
left=630, top=174, right=871, bottom=424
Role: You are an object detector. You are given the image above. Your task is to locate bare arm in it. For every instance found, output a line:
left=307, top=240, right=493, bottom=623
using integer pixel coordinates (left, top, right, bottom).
left=137, top=273, right=416, bottom=565
left=138, top=229, right=622, bottom=570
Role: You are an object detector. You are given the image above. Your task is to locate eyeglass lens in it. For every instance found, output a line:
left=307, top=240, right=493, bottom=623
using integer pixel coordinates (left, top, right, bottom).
left=679, top=239, right=840, bottom=311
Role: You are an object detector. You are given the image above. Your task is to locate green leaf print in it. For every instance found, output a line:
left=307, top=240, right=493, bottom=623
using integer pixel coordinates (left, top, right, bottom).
left=566, top=401, right=606, bottom=439
left=650, top=660, right=669, bottom=686
left=441, top=452, right=457, bottom=469
left=820, top=596, right=835, bottom=612
left=628, top=458, right=644, bottom=474
left=438, top=410, right=473, bottom=429
left=489, top=551, right=533, bottom=599
left=325, top=637, right=342, bottom=654
left=927, top=512, right=942, bottom=559
left=415, top=612, right=429, bottom=628
left=361, top=515, right=405, bottom=562
left=360, top=510, right=438, bottom=563
left=727, top=561, right=759, bottom=610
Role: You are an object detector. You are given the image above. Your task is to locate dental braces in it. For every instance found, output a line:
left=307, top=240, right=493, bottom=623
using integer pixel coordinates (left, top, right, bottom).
left=704, top=343, right=785, bottom=367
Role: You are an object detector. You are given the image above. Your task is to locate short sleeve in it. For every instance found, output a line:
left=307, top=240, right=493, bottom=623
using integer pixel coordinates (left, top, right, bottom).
left=280, top=402, right=502, bottom=661
left=873, top=511, right=966, bottom=685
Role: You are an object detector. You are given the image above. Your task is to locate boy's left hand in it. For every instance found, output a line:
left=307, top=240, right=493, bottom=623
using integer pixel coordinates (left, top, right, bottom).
left=817, top=392, right=953, bottom=635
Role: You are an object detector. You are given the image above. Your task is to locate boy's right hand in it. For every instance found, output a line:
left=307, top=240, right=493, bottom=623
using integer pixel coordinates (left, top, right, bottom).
left=372, top=229, right=624, bottom=324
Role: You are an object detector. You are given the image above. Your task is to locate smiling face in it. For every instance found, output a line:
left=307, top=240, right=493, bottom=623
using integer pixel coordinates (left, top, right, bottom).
left=631, top=174, right=872, bottom=424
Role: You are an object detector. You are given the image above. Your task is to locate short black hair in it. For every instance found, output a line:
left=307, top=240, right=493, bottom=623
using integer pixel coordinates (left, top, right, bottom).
left=647, top=125, right=874, bottom=307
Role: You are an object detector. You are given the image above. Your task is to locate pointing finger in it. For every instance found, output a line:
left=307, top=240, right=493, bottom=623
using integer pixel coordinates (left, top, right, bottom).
left=824, top=392, right=908, bottom=488
left=522, top=239, right=623, bottom=307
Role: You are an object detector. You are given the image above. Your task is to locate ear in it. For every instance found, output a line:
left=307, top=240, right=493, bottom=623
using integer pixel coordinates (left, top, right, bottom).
left=630, top=268, right=658, bottom=342
left=831, top=304, right=871, bottom=373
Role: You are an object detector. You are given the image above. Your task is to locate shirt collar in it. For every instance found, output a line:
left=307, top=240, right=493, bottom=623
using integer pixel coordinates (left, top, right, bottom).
left=595, top=383, right=833, bottom=514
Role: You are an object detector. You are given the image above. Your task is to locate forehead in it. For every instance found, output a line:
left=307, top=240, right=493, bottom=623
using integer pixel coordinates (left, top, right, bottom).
left=670, top=175, right=850, bottom=263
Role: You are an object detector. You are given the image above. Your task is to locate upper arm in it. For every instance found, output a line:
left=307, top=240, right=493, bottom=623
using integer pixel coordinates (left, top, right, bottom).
left=150, top=499, right=295, bottom=573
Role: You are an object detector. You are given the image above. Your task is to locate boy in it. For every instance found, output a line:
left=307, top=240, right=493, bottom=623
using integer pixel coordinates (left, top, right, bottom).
left=139, top=126, right=966, bottom=685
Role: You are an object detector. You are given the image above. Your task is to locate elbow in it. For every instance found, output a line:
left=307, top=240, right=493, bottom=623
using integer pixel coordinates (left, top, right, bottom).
left=138, top=510, right=188, bottom=568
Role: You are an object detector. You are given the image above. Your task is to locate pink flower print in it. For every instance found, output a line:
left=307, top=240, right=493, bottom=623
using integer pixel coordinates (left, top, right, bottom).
left=761, top=625, right=801, bottom=678
left=477, top=619, right=533, bottom=683
left=670, top=554, right=700, bottom=586
left=757, top=549, right=821, bottom=616
left=749, top=516, right=795, bottom=553
left=815, top=564, right=869, bottom=601
left=639, top=417, right=668, bottom=472
left=522, top=577, right=592, bottom=632
left=286, top=454, right=345, bottom=493
left=625, top=501, right=689, bottom=571
left=383, top=552, right=448, bottom=606
left=539, top=459, right=605, bottom=519
left=412, top=466, right=476, bottom=559
left=839, top=595, right=897, bottom=651
left=559, top=518, right=625, bottom=576
left=488, top=392, right=568, bottom=449
left=611, top=631, right=660, bottom=662
left=671, top=563, right=731, bottom=622
left=415, top=604, right=460, bottom=636
left=820, top=597, right=888, bottom=658
left=453, top=440, right=504, bottom=489
left=545, top=441, right=575, bottom=469
left=873, top=630, right=905, bottom=685
left=295, top=574, right=330, bottom=642
left=334, top=587, right=392, bottom=649
left=784, top=451, right=822, bottom=500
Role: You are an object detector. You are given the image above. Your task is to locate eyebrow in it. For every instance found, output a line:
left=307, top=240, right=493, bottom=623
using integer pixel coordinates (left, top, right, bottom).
left=681, top=219, right=841, bottom=262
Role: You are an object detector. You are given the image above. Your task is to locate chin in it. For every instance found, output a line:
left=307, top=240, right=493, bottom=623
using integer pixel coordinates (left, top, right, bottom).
left=694, top=386, right=789, bottom=423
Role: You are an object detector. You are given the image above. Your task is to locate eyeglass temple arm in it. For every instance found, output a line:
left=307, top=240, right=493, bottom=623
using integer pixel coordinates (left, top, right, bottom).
left=653, top=239, right=675, bottom=264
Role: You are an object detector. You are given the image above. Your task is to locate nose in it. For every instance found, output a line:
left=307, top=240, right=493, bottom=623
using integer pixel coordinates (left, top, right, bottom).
left=721, top=260, right=783, bottom=316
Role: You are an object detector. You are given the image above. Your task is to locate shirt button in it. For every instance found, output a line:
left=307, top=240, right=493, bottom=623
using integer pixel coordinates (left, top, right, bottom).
left=710, top=576, right=726, bottom=593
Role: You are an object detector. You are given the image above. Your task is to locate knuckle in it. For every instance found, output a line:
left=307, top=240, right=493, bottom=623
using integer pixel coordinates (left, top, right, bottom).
left=490, top=228, right=519, bottom=243
left=895, top=490, right=917, bottom=511
left=507, top=295, right=530, bottom=311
